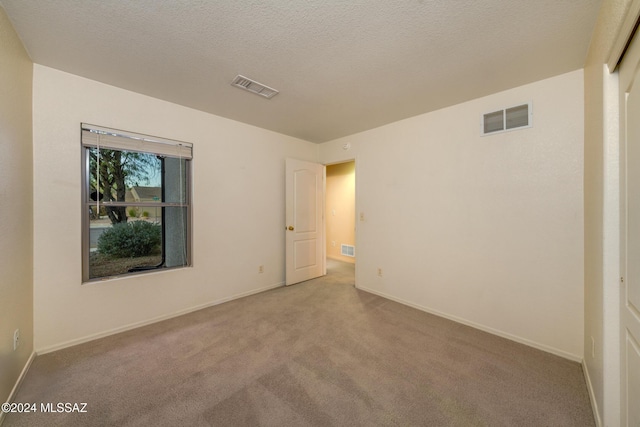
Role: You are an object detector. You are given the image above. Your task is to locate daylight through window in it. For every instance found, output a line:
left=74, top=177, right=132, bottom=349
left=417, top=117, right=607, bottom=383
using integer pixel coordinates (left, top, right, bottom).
left=81, top=124, right=192, bottom=281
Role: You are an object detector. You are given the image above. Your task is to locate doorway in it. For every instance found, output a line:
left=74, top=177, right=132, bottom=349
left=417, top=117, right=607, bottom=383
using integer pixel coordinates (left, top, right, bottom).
left=325, top=161, right=356, bottom=281
left=284, top=158, right=356, bottom=286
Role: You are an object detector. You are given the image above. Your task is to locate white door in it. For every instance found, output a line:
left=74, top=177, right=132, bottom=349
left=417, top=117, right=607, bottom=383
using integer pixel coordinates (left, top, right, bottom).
left=285, top=158, right=324, bottom=286
left=620, top=26, right=640, bottom=427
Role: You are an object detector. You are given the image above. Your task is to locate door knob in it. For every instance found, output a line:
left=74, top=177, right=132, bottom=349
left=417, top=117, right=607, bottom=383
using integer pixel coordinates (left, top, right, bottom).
left=288, top=226, right=294, bottom=231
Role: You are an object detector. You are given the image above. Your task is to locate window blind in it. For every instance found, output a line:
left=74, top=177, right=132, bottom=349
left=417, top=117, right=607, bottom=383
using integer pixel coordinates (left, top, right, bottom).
left=81, top=124, right=192, bottom=159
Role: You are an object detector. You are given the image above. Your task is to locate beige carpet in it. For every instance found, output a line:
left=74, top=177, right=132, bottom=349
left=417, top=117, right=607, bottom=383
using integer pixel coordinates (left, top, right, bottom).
left=4, top=260, right=594, bottom=426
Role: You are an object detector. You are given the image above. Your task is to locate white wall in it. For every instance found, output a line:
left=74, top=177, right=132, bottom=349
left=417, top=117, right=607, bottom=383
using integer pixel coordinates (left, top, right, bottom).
left=320, top=70, right=584, bottom=360
left=32, top=65, right=318, bottom=352
left=583, top=1, right=632, bottom=425
left=0, top=6, right=34, bottom=405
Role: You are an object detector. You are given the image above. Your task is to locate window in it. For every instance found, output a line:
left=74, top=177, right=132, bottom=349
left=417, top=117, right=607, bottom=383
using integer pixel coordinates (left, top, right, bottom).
left=81, top=124, right=192, bottom=282
left=481, top=102, right=532, bottom=136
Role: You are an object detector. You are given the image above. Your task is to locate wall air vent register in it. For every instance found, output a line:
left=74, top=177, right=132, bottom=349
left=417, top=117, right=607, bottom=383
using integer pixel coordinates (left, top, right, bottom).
left=482, top=102, right=532, bottom=136
left=341, top=244, right=355, bottom=257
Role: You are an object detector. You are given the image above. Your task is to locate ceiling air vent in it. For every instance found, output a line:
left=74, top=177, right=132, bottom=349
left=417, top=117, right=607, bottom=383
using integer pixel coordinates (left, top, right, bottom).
left=231, top=75, right=279, bottom=99
left=481, top=102, right=532, bottom=136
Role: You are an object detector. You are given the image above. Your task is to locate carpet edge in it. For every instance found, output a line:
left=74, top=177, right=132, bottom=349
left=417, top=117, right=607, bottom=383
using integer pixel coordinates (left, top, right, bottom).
left=35, top=281, right=285, bottom=355
left=356, top=285, right=582, bottom=362
left=582, top=360, right=602, bottom=427
left=0, top=351, right=36, bottom=426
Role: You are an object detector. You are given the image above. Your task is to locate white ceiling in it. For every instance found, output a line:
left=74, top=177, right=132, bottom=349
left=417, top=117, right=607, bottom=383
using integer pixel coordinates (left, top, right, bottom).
left=1, top=0, right=601, bottom=143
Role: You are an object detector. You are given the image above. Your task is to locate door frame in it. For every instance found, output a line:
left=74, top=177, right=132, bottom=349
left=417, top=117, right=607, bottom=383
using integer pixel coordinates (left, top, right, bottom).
left=609, top=3, right=640, bottom=425
left=284, top=156, right=360, bottom=287
left=618, top=27, right=640, bottom=426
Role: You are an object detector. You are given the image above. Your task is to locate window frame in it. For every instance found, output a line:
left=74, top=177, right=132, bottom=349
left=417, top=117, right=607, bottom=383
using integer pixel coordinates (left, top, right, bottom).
left=81, top=124, right=193, bottom=283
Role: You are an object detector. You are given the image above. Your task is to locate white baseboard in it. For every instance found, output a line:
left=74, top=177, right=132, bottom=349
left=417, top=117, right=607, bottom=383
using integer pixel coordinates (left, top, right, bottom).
left=582, top=360, right=602, bottom=427
left=356, top=285, right=582, bottom=363
left=0, top=351, right=36, bottom=426
left=36, top=281, right=284, bottom=355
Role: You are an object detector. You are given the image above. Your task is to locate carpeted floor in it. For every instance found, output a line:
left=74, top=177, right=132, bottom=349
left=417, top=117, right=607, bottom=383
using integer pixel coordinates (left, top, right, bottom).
left=4, top=260, right=594, bottom=426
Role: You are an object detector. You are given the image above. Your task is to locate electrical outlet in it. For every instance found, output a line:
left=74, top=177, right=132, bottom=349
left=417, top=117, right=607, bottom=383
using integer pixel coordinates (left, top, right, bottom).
left=332, top=241, right=336, bottom=247
left=258, top=265, right=264, bottom=274
left=360, top=212, right=365, bottom=221
left=377, top=268, right=383, bottom=277
left=13, top=329, right=20, bottom=351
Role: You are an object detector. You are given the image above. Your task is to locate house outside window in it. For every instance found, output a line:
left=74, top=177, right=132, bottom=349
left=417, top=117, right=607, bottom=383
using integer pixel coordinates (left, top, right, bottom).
left=81, top=124, right=192, bottom=282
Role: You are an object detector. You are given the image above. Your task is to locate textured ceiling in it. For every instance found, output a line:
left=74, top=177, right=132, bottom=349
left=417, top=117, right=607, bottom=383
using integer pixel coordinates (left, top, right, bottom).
left=1, top=0, right=601, bottom=143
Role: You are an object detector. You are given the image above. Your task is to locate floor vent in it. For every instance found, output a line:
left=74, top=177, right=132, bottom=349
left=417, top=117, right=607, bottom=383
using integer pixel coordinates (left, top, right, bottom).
left=341, top=244, right=355, bottom=257
left=231, top=75, right=279, bottom=99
